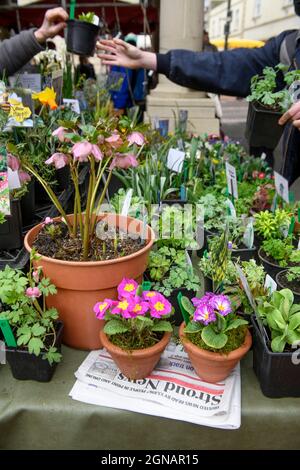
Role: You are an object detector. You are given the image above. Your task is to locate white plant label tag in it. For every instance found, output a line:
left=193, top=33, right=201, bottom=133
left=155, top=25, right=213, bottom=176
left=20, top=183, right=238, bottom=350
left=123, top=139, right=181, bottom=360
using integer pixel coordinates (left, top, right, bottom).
left=7, top=168, right=21, bottom=190
left=167, top=148, right=185, bottom=173
left=225, top=198, right=237, bottom=218
left=264, top=274, right=277, bottom=294
left=63, top=98, right=80, bottom=114
left=274, top=171, right=289, bottom=204
left=243, top=219, right=254, bottom=249
left=9, top=73, right=41, bottom=93
left=298, top=239, right=300, bottom=250
left=225, top=162, right=238, bottom=199
left=235, top=263, right=256, bottom=310
left=196, top=220, right=205, bottom=249
left=121, top=189, right=133, bottom=217
left=185, top=250, right=193, bottom=272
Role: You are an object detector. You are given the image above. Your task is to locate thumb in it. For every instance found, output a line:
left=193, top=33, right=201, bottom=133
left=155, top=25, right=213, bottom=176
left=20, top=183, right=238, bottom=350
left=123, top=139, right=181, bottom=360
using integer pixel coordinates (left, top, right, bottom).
left=47, top=22, right=66, bottom=38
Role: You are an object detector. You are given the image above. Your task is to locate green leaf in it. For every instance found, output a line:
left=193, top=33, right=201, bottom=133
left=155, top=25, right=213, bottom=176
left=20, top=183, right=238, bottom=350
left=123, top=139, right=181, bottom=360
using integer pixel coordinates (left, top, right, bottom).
left=289, top=312, right=300, bottom=331
left=28, top=337, right=44, bottom=356
left=290, top=304, right=300, bottom=315
left=266, top=309, right=286, bottom=331
left=181, top=296, right=195, bottom=316
left=103, top=319, right=129, bottom=336
left=201, top=325, right=228, bottom=349
left=225, top=318, right=248, bottom=332
left=286, top=329, right=300, bottom=346
left=152, top=321, right=173, bottom=332
left=271, top=335, right=286, bottom=353
left=184, top=321, right=202, bottom=334
left=31, top=323, right=46, bottom=337
left=135, top=316, right=153, bottom=327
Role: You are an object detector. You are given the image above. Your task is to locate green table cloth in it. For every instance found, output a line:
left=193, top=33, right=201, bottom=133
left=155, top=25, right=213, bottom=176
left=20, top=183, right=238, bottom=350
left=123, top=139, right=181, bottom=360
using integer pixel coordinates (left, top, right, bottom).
left=0, top=347, right=300, bottom=450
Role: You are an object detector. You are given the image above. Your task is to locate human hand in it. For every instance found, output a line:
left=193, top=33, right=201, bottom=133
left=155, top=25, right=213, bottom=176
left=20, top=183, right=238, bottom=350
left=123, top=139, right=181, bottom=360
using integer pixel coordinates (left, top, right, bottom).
left=34, top=7, right=68, bottom=44
left=278, top=101, right=300, bottom=129
left=97, top=38, right=157, bottom=71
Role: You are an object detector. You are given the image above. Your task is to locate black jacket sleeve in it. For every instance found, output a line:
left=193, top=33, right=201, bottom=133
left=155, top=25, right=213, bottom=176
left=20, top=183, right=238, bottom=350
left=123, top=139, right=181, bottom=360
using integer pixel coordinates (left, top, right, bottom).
left=0, top=29, right=44, bottom=77
left=156, top=31, right=292, bottom=97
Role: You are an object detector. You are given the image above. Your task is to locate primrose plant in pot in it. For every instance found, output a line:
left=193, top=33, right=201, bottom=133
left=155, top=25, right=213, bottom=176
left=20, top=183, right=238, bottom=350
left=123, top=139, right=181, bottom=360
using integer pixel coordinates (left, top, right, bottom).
left=94, top=278, right=173, bottom=380
left=67, top=12, right=101, bottom=56
left=0, top=249, right=62, bottom=382
left=22, top=118, right=155, bottom=350
left=179, top=293, right=252, bottom=383
left=246, top=64, right=300, bottom=149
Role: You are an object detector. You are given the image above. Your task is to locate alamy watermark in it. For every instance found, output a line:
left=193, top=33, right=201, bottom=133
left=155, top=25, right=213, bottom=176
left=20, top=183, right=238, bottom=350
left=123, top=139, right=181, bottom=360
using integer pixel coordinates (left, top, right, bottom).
left=0, top=340, right=6, bottom=364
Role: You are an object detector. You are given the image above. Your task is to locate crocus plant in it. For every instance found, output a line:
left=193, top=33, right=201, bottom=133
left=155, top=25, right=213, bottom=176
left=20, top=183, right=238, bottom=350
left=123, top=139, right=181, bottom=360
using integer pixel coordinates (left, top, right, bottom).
left=94, top=278, right=173, bottom=350
left=181, top=293, right=248, bottom=351
left=14, top=108, right=145, bottom=260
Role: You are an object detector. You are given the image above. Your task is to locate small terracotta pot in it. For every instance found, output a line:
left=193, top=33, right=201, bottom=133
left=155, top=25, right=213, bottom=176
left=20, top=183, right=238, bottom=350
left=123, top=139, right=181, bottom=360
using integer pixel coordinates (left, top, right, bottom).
left=24, top=213, right=155, bottom=350
left=100, top=330, right=172, bottom=380
left=179, top=323, right=252, bottom=383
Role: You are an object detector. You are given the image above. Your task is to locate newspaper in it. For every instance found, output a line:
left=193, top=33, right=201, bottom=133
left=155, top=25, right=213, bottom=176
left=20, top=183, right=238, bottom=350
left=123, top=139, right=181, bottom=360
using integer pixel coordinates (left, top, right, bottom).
left=70, top=342, right=241, bottom=430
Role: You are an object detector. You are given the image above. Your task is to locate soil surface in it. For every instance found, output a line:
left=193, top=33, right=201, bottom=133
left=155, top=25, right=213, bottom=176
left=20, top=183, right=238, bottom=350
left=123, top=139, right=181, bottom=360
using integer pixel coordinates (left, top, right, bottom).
left=33, top=221, right=146, bottom=262
left=260, top=250, right=300, bottom=268
left=277, top=271, right=300, bottom=295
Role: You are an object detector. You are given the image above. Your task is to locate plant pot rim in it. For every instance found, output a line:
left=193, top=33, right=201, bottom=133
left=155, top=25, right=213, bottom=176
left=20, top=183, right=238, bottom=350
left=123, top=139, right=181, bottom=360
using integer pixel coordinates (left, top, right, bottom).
left=67, top=18, right=100, bottom=30
left=24, top=213, right=155, bottom=267
left=276, top=270, right=300, bottom=296
left=5, top=321, right=64, bottom=355
left=251, top=315, right=296, bottom=357
left=250, top=100, right=282, bottom=115
left=179, top=322, right=252, bottom=362
left=100, top=329, right=172, bottom=358
left=258, top=247, right=286, bottom=270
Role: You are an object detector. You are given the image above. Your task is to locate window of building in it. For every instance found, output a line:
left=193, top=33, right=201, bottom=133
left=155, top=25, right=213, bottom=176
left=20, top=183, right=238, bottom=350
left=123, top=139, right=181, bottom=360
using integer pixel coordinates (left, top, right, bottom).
left=233, top=8, right=240, bottom=31
left=253, top=0, right=262, bottom=18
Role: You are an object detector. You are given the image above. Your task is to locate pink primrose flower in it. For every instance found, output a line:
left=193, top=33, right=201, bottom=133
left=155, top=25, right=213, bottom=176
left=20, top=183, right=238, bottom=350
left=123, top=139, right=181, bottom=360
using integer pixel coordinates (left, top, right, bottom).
left=93, top=299, right=113, bottom=320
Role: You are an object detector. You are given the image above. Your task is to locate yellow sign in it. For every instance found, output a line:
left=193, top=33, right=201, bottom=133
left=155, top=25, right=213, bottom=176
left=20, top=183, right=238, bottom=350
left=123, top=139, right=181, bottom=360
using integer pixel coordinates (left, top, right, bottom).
left=8, top=98, right=31, bottom=123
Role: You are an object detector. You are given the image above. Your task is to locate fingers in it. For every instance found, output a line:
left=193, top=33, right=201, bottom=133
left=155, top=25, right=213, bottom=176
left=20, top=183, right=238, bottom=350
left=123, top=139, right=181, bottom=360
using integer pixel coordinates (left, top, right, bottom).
left=113, top=38, right=129, bottom=48
left=45, top=7, right=69, bottom=22
left=293, top=119, right=300, bottom=129
left=279, top=101, right=300, bottom=125
left=279, top=111, right=292, bottom=126
left=49, top=23, right=67, bottom=36
left=96, top=42, right=117, bottom=54
left=97, top=53, right=117, bottom=63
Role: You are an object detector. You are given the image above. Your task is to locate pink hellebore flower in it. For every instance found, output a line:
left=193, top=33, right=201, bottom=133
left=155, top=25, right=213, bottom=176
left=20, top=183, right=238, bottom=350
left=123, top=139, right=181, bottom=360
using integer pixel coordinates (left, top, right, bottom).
left=109, top=153, right=139, bottom=170
left=127, top=131, right=145, bottom=146
left=45, top=153, right=69, bottom=170
left=18, top=170, right=31, bottom=183
left=149, top=293, right=172, bottom=318
left=105, top=132, right=123, bottom=149
left=117, top=278, right=138, bottom=299
left=32, top=270, right=40, bottom=283
left=52, top=126, right=67, bottom=143
left=7, top=154, right=20, bottom=171
left=91, top=144, right=103, bottom=161
left=26, top=287, right=42, bottom=299
left=93, top=299, right=113, bottom=320
left=72, top=142, right=102, bottom=162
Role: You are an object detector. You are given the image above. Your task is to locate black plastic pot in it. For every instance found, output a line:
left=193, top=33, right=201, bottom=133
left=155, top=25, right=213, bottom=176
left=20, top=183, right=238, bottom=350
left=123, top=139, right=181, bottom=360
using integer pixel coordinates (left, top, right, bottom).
left=232, top=245, right=258, bottom=262
left=0, top=199, right=23, bottom=250
left=258, top=248, right=287, bottom=279
left=34, top=179, right=51, bottom=205
left=245, top=101, right=283, bottom=150
left=67, top=19, right=100, bottom=56
left=20, top=180, right=35, bottom=227
left=107, top=172, right=124, bottom=199
left=203, top=275, right=213, bottom=293
left=251, top=316, right=300, bottom=398
left=55, top=166, right=71, bottom=192
left=276, top=270, right=300, bottom=304
left=5, top=322, right=64, bottom=382
left=168, top=287, right=196, bottom=326
left=161, top=199, right=188, bottom=207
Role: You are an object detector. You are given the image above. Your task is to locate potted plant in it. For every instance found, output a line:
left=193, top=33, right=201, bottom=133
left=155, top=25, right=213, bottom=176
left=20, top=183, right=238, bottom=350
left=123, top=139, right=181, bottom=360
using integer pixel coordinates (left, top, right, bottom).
left=146, top=245, right=200, bottom=325
left=258, top=237, right=300, bottom=279
left=0, top=249, right=63, bottom=382
left=245, top=64, right=300, bottom=149
left=94, top=278, right=173, bottom=380
left=276, top=253, right=300, bottom=303
left=22, top=113, right=155, bottom=350
left=67, top=12, right=101, bottom=56
left=253, top=288, right=300, bottom=397
left=179, top=293, right=252, bottom=383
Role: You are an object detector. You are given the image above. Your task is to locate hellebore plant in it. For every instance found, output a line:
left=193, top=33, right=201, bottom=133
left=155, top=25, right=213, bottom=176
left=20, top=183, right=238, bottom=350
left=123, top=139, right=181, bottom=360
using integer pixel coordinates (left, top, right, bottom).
left=94, top=278, right=174, bottom=350
left=181, top=293, right=248, bottom=353
left=18, top=116, right=145, bottom=260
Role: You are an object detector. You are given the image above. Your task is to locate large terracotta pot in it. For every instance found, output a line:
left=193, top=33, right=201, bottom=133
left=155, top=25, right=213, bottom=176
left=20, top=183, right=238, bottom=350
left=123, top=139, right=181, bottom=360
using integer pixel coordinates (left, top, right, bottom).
left=179, top=323, right=252, bottom=383
left=24, top=213, right=155, bottom=350
left=100, top=329, right=171, bottom=380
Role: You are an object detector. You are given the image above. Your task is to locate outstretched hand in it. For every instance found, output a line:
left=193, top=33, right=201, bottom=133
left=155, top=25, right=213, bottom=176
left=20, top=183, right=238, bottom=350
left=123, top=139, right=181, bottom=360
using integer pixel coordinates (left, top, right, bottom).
left=97, top=38, right=157, bottom=71
left=34, top=7, right=68, bottom=44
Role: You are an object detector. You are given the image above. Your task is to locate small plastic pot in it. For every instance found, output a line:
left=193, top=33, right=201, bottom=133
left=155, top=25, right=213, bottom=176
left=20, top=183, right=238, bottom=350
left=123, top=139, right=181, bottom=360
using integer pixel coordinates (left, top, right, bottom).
left=0, top=199, right=23, bottom=250
left=167, top=287, right=196, bottom=326
left=276, top=270, right=300, bottom=304
left=20, top=180, right=35, bottom=227
left=258, top=248, right=286, bottom=279
left=67, top=19, right=100, bottom=56
left=245, top=101, right=283, bottom=150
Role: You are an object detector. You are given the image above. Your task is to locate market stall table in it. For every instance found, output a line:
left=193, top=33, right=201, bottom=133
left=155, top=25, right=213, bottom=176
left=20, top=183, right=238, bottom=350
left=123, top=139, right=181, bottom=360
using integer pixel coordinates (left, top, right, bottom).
left=0, top=347, right=299, bottom=450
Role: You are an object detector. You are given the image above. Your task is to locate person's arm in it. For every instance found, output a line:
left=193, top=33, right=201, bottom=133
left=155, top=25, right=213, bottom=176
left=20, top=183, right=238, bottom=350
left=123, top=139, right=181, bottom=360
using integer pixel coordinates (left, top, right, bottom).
left=0, top=7, right=68, bottom=77
left=98, top=32, right=289, bottom=97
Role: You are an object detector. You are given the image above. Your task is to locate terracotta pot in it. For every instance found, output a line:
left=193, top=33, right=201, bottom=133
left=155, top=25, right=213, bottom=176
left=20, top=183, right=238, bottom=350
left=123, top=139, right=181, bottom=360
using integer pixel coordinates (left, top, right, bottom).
left=24, top=213, right=155, bottom=350
left=179, top=323, right=252, bottom=383
left=100, top=329, right=171, bottom=380
left=294, top=221, right=300, bottom=235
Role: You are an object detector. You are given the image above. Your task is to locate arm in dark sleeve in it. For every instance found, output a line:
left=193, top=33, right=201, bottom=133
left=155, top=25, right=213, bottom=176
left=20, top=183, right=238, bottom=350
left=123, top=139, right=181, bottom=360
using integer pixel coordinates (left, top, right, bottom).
left=0, top=29, right=44, bottom=77
left=156, top=31, right=290, bottom=97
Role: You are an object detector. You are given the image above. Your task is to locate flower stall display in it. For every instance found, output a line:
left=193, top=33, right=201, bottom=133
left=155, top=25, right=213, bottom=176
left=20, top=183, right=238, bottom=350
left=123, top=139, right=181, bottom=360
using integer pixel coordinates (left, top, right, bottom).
left=94, top=278, right=173, bottom=380
left=0, top=249, right=62, bottom=382
left=179, top=293, right=251, bottom=383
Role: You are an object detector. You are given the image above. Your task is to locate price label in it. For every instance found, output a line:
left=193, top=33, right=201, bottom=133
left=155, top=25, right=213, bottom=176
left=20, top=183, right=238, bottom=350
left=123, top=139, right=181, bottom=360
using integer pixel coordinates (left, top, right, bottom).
left=121, top=189, right=133, bottom=217
left=63, top=98, right=80, bottom=114
left=8, top=168, right=21, bottom=190
left=167, top=148, right=185, bottom=173
left=235, top=263, right=256, bottom=310
left=225, top=162, right=238, bottom=199
left=274, top=171, right=289, bottom=204
left=9, top=73, right=41, bottom=93
left=265, top=275, right=277, bottom=294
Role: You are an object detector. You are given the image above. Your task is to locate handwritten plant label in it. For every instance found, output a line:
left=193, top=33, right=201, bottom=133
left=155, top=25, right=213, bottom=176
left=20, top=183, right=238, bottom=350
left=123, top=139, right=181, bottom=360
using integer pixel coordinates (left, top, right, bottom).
left=264, top=274, right=277, bottom=294
left=225, top=198, right=237, bottom=218
left=8, top=167, right=21, bottom=190
left=121, top=189, right=133, bottom=217
left=63, top=98, right=80, bottom=114
left=225, top=162, right=238, bottom=199
left=235, top=263, right=256, bottom=310
left=167, top=148, right=185, bottom=173
left=274, top=171, right=289, bottom=204
left=9, top=73, right=42, bottom=93
left=243, top=219, right=254, bottom=250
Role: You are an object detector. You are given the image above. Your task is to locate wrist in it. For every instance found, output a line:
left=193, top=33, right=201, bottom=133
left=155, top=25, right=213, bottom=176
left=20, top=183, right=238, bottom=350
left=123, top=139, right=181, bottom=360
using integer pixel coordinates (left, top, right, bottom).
left=141, top=51, right=157, bottom=71
left=34, top=28, right=47, bottom=44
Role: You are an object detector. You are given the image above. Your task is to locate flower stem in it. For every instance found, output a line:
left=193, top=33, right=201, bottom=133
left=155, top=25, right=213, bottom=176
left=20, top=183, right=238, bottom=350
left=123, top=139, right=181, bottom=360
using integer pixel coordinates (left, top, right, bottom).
left=82, top=165, right=95, bottom=260
left=90, top=170, right=113, bottom=235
